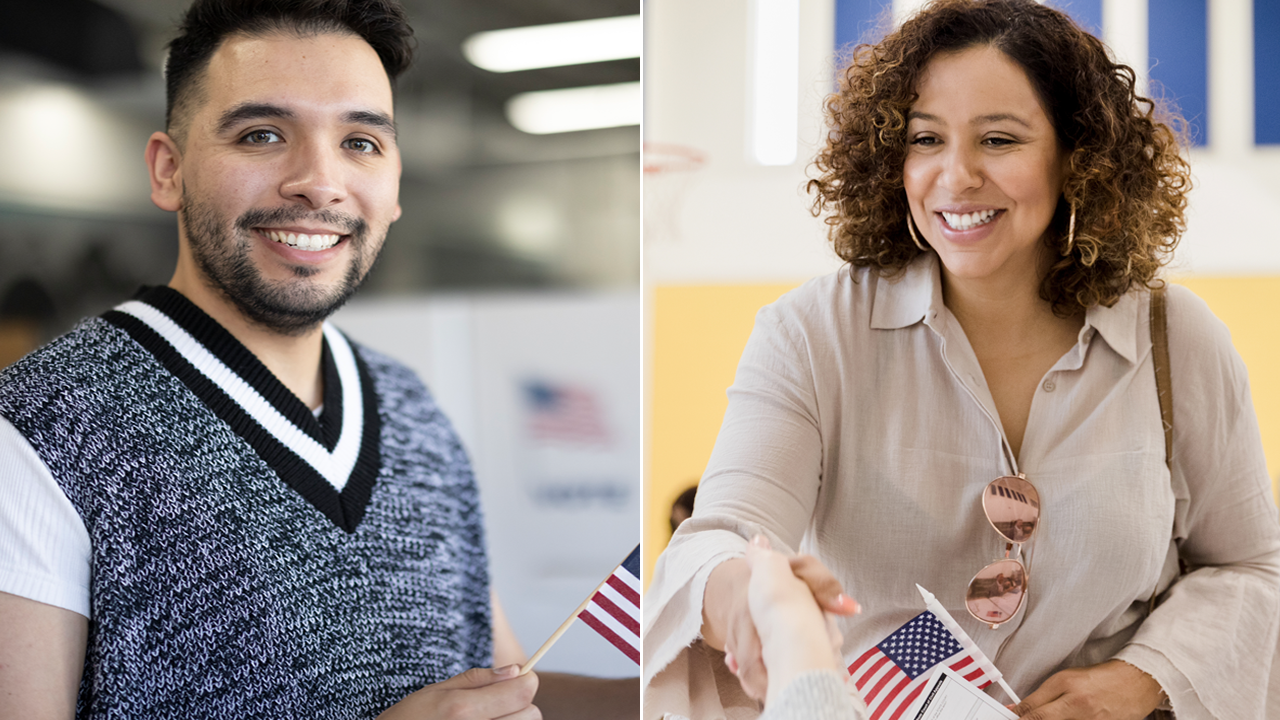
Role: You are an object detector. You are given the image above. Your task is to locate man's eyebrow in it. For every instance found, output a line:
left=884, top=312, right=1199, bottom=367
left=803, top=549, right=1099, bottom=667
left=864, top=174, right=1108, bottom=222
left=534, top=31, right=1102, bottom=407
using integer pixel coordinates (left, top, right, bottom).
left=343, top=109, right=397, bottom=140
left=215, top=103, right=296, bottom=135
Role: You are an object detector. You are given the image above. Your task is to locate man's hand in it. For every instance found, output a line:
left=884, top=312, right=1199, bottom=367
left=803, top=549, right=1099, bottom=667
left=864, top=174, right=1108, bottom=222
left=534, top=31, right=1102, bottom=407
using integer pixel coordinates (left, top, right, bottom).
left=377, top=666, right=540, bottom=720
left=1010, top=660, right=1165, bottom=720
left=701, top=542, right=858, bottom=701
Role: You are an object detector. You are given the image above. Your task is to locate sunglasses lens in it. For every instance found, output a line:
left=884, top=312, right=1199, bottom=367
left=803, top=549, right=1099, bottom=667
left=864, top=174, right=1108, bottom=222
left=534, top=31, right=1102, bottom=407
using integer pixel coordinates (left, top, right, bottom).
left=983, top=475, right=1040, bottom=544
left=966, top=559, right=1026, bottom=625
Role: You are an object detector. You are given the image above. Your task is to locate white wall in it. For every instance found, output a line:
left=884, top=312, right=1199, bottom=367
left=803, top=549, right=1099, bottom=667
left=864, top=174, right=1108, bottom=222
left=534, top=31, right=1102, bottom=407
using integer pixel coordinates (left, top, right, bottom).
left=643, top=0, right=1280, bottom=283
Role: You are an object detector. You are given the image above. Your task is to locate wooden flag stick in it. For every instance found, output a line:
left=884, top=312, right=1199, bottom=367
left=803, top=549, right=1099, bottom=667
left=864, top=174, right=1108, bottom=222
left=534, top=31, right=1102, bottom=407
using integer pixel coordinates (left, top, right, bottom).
left=518, top=571, right=615, bottom=676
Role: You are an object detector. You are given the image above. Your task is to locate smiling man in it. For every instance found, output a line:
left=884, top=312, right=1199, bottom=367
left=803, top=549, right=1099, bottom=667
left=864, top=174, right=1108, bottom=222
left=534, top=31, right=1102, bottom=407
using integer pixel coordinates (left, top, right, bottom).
left=0, top=2, right=635, bottom=719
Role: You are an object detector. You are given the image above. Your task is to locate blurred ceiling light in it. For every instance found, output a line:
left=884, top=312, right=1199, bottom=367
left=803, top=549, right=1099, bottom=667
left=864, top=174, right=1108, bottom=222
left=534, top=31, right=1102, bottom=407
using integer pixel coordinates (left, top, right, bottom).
left=507, top=82, right=641, bottom=135
left=748, top=0, right=799, bottom=166
left=463, top=15, right=641, bottom=72
left=0, top=86, right=119, bottom=205
left=497, top=194, right=565, bottom=257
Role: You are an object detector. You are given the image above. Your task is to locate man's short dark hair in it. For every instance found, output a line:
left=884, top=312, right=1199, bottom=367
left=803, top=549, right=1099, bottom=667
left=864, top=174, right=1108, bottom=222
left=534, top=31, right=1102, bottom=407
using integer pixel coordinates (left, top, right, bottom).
left=165, top=0, right=414, bottom=142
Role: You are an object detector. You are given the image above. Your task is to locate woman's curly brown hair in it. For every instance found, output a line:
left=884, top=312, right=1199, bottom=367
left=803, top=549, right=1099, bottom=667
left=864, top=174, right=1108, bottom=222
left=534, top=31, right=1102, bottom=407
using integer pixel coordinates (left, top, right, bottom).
left=808, top=0, right=1191, bottom=314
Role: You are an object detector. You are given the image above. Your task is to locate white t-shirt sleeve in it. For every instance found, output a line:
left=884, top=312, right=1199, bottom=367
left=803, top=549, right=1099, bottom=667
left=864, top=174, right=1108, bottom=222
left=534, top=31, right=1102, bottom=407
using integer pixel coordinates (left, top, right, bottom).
left=0, top=414, right=91, bottom=617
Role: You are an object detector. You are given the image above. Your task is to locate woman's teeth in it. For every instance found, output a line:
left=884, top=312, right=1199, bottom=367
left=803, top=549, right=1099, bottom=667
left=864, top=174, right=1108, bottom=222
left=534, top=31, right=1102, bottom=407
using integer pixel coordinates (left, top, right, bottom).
left=941, top=209, right=998, bottom=231
left=264, top=230, right=341, bottom=251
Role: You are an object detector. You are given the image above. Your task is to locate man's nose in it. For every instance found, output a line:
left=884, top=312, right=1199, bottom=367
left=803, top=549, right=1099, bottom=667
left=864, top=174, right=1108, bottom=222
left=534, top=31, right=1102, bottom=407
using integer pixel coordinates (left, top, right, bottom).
left=279, top=140, right=348, bottom=209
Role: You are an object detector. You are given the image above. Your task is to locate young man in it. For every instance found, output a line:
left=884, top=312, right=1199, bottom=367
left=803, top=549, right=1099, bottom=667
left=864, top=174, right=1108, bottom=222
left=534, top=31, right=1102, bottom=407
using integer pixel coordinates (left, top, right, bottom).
left=0, top=1, right=636, bottom=718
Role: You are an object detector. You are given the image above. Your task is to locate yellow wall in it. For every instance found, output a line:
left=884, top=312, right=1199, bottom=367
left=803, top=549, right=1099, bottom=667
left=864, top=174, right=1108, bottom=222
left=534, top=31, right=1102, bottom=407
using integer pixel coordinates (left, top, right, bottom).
left=646, top=278, right=1280, bottom=587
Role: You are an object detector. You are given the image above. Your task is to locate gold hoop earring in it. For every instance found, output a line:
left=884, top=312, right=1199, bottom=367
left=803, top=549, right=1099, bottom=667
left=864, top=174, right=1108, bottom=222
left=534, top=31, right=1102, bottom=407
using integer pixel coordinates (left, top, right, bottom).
left=1063, top=204, right=1076, bottom=256
left=907, top=211, right=927, bottom=251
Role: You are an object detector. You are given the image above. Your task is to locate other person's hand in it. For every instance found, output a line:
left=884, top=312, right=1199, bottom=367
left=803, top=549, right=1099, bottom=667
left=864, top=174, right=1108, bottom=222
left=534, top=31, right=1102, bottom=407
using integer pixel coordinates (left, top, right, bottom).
left=703, top=537, right=858, bottom=701
left=1010, top=659, right=1165, bottom=720
left=743, top=535, right=847, bottom=705
left=377, top=665, right=540, bottom=719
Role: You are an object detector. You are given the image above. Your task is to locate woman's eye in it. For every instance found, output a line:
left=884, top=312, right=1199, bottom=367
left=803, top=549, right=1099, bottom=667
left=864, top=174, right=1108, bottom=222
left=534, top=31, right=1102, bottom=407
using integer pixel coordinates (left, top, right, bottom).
left=984, top=137, right=1016, bottom=147
left=910, top=136, right=938, bottom=146
left=242, top=130, right=280, bottom=144
left=344, top=138, right=378, bottom=154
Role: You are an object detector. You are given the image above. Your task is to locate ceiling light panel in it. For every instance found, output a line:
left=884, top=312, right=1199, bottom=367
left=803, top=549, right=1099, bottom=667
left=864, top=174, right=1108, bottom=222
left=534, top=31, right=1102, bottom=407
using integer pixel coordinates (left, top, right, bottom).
left=507, top=82, right=641, bottom=134
left=464, top=15, right=641, bottom=72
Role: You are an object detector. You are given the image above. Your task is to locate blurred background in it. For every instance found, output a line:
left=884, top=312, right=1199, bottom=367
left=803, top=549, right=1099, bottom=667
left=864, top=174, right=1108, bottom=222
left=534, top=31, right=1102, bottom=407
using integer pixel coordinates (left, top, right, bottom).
left=0, top=0, right=640, bottom=678
left=644, top=0, right=1280, bottom=585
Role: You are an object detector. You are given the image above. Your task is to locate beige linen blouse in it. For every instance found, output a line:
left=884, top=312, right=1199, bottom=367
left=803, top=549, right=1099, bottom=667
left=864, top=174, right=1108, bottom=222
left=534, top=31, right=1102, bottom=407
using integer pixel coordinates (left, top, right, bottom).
left=642, top=254, right=1280, bottom=720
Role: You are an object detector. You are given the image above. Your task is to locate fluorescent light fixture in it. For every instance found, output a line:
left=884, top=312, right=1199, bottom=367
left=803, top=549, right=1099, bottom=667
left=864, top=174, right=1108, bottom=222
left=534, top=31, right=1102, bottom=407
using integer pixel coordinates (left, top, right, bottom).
left=748, top=0, right=799, bottom=165
left=507, top=82, right=641, bottom=134
left=464, top=15, right=641, bottom=72
left=0, top=86, right=117, bottom=204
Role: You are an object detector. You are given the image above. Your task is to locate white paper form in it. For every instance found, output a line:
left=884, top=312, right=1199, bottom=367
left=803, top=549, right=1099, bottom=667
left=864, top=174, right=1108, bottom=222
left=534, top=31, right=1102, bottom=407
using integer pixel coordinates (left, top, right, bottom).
left=912, top=667, right=1018, bottom=720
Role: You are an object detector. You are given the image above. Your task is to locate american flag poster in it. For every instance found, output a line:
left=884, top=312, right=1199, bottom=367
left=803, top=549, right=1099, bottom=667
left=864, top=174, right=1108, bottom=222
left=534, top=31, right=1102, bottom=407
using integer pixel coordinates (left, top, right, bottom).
left=522, top=380, right=611, bottom=445
left=578, top=544, right=641, bottom=664
left=847, top=611, right=999, bottom=720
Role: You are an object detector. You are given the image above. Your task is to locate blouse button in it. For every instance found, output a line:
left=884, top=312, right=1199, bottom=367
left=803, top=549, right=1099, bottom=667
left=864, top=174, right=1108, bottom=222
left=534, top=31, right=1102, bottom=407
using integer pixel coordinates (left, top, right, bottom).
left=1042, top=379, right=1056, bottom=392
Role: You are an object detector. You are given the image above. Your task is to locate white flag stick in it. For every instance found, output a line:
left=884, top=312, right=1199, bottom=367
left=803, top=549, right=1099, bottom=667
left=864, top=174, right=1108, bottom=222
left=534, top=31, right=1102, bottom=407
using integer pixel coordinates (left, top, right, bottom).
left=915, top=584, right=1021, bottom=705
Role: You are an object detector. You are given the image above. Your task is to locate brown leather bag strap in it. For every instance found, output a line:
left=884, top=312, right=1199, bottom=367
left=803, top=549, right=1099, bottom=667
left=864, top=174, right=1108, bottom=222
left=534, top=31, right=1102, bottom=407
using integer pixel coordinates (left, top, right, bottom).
left=1148, top=286, right=1177, bottom=720
left=1146, top=289, right=1174, bottom=609
left=1150, top=285, right=1173, bottom=469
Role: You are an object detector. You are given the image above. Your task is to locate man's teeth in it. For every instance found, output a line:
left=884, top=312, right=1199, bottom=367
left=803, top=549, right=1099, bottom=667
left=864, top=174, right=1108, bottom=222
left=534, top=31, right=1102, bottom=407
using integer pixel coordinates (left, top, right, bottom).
left=941, top=209, right=998, bottom=231
left=264, top=230, right=341, bottom=251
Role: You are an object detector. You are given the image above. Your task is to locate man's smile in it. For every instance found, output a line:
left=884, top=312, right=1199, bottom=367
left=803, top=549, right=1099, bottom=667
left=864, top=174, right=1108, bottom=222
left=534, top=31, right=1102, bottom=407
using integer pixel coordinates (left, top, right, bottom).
left=256, top=227, right=346, bottom=251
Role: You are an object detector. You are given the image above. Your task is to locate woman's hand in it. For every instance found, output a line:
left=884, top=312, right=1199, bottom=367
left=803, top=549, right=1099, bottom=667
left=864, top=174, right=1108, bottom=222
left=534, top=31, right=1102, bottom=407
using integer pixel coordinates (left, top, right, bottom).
left=1010, top=660, right=1165, bottom=720
left=701, top=537, right=858, bottom=701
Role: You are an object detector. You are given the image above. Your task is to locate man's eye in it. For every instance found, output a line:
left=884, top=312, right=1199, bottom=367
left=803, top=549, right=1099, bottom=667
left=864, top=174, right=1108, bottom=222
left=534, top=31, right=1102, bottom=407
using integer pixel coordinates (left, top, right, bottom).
left=344, top=138, right=378, bottom=154
left=242, top=130, right=281, bottom=144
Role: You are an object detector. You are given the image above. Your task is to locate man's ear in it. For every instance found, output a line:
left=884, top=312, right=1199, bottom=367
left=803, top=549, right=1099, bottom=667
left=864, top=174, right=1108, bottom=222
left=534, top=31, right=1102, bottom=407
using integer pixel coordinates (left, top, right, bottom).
left=145, top=131, right=183, bottom=212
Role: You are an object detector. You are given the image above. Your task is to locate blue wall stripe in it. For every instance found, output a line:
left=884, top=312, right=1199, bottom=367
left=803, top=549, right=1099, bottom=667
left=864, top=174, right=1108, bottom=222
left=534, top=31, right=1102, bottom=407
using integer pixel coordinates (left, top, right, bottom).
left=837, top=1, right=1102, bottom=53
left=1257, top=0, right=1280, bottom=144
left=1148, top=0, right=1208, bottom=146
left=1046, top=0, right=1103, bottom=39
left=835, top=0, right=892, bottom=53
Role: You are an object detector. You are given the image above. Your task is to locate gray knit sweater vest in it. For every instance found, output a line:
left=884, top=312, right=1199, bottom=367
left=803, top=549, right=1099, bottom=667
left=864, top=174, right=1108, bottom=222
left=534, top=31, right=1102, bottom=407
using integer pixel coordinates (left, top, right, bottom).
left=0, top=286, right=492, bottom=719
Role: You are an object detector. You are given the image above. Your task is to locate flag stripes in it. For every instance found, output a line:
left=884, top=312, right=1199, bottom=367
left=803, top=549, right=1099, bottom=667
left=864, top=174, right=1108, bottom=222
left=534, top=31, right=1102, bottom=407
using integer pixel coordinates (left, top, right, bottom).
left=578, top=545, right=641, bottom=665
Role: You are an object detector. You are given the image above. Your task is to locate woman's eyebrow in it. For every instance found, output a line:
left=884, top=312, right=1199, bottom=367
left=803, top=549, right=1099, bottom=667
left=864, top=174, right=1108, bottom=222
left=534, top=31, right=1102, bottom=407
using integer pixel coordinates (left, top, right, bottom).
left=973, top=113, right=1031, bottom=127
left=907, top=110, right=1031, bottom=128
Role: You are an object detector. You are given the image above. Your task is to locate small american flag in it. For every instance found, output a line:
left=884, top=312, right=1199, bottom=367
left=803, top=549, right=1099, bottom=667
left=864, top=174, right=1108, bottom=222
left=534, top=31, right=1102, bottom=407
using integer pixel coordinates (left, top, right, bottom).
left=522, top=380, right=610, bottom=445
left=847, top=611, right=999, bottom=720
left=578, top=545, right=640, bottom=664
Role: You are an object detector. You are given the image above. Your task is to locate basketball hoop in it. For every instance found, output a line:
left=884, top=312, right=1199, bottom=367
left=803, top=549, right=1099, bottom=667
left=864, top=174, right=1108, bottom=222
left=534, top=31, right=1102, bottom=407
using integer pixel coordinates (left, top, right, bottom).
left=643, top=142, right=707, bottom=244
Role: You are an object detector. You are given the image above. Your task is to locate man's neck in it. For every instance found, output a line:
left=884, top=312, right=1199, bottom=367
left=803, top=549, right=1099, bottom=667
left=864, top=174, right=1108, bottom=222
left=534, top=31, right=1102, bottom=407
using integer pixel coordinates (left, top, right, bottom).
left=167, top=269, right=325, bottom=411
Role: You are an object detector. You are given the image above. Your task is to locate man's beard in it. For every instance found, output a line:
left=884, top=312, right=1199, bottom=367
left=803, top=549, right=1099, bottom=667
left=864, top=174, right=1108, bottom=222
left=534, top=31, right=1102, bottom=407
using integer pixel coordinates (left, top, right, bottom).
left=180, top=192, right=381, bottom=336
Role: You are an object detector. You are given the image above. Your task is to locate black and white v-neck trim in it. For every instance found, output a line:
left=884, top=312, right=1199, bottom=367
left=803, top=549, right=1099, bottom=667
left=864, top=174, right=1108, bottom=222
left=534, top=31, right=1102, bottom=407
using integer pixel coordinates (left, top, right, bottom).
left=102, top=286, right=381, bottom=533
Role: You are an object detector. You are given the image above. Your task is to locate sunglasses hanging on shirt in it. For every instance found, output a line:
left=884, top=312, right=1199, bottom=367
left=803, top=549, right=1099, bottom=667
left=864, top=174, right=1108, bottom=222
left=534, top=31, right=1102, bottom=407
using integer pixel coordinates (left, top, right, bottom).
left=966, top=473, right=1040, bottom=629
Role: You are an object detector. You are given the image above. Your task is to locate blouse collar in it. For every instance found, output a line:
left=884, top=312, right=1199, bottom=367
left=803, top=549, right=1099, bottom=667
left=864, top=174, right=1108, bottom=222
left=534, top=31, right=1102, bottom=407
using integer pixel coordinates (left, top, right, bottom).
left=869, top=252, right=1142, bottom=365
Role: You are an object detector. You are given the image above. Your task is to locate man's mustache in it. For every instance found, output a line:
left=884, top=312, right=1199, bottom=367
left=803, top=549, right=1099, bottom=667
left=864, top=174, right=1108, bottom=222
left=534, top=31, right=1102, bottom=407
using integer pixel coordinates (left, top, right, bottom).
left=236, top=207, right=367, bottom=238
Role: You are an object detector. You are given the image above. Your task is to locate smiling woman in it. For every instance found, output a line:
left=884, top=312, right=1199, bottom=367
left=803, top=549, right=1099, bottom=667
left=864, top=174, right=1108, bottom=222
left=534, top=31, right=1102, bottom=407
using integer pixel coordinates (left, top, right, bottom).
left=642, top=1, right=1279, bottom=719
left=903, top=46, right=1069, bottom=292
